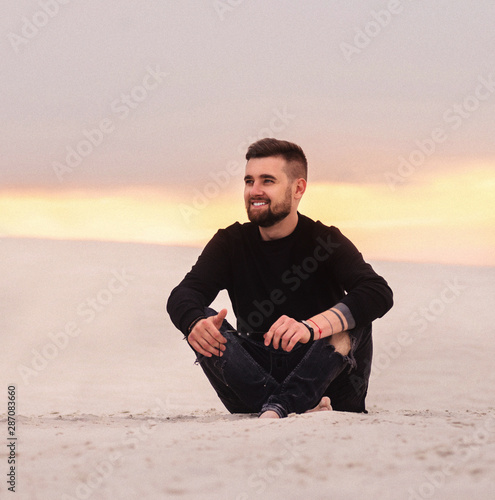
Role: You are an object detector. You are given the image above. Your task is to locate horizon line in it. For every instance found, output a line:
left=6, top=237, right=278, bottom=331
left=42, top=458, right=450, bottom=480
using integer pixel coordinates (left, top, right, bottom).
left=2, top=234, right=493, bottom=270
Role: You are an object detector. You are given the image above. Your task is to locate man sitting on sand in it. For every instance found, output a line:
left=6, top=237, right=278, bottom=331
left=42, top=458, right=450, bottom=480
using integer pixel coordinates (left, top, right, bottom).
left=167, top=138, right=393, bottom=419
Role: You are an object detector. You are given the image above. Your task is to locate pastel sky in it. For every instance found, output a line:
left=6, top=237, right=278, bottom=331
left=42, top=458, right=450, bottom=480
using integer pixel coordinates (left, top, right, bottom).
left=1, top=1, right=494, bottom=265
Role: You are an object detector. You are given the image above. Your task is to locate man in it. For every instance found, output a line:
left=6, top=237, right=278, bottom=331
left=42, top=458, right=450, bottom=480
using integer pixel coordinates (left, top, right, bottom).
left=167, top=138, right=393, bottom=419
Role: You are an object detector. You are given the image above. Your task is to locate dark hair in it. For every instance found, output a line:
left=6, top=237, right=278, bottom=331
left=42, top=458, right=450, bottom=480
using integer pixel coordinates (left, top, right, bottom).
left=245, top=138, right=308, bottom=181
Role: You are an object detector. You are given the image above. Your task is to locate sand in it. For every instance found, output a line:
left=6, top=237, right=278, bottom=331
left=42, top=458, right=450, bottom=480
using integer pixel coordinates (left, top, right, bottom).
left=1, top=237, right=494, bottom=499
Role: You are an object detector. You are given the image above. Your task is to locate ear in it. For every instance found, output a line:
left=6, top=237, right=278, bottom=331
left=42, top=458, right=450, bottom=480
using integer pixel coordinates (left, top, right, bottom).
left=293, top=178, right=307, bottom=200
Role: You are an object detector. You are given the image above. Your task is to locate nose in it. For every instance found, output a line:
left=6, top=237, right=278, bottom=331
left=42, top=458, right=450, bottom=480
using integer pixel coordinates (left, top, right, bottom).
left=250, top=181, right=264, bottom=197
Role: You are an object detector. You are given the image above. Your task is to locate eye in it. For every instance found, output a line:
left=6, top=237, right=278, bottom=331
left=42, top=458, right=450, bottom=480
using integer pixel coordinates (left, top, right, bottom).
left=245, top=179, right=254, bottom=186
left=263, top=179, right=274, bottom=184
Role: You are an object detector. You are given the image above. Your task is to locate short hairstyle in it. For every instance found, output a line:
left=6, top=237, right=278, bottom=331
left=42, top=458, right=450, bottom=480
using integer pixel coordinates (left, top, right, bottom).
left=245, top=138, right=308, bottom=181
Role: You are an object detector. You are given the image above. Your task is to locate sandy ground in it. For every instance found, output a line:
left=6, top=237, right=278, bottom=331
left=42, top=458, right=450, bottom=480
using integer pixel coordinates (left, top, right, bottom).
left=1, top=237, right=494, bottom=499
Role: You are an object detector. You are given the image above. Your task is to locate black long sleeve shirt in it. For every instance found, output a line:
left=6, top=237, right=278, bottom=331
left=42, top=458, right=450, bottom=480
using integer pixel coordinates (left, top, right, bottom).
left=167, top=213, right=393, bottom=336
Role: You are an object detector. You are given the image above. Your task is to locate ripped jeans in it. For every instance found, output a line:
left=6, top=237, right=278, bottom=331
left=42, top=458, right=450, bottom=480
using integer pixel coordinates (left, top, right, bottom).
left=193, top=308, right=373, bottom=418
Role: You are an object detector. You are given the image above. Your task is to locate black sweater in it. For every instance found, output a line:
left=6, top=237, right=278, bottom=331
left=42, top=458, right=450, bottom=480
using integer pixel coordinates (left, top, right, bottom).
left=167, top=213, right=393, bottom=336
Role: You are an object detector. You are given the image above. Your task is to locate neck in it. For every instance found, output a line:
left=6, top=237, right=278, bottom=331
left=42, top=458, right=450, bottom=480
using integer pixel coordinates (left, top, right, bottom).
left=258, top=211, right=299, bottom=241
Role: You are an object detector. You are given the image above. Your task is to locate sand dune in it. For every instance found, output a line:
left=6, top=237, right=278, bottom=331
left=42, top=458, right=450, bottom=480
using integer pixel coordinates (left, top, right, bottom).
left=1, top=237, right=494, bottom=499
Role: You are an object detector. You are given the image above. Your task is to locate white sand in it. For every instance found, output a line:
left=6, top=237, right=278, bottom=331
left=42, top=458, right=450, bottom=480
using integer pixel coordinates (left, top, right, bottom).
left=1, top=237, right=494, bottom=499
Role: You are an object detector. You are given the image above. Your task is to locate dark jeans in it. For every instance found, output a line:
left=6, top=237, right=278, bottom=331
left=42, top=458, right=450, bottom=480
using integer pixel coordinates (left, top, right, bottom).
left=193, top=308, right=373, bottom=418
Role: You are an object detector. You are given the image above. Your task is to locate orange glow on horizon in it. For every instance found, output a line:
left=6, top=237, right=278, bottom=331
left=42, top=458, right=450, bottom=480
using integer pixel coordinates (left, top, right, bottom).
left=1, top=167, right=494, bottom=267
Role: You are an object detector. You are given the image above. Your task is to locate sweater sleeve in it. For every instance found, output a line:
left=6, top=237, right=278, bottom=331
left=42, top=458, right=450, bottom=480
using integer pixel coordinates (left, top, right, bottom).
left=166, top=229, right=232, bottom=336
left=325, top=226, right=393, bottom=327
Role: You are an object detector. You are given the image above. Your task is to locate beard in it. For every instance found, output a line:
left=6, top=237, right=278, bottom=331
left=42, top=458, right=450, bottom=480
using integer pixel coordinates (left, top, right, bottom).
left=246, top=186, right=292, bottom=227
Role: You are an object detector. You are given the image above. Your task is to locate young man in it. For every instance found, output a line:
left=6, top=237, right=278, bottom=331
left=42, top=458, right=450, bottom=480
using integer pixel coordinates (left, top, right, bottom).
left=167, top=138, right=393, bottom=419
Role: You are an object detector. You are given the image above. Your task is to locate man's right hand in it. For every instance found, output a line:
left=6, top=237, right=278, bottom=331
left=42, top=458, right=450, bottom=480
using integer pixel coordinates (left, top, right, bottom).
left=187, top=309, right=228, bottom=357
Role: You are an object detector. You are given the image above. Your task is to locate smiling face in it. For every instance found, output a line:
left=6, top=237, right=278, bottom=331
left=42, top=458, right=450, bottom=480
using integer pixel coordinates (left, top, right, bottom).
left=244, top=156, right=300, bottom=228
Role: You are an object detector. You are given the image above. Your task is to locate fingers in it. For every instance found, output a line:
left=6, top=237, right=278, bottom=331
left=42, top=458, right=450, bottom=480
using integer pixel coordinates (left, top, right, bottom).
left=264, top=315, right=285, bottom=347
left=189, top=328, right=226, bottom=357
left=212, top=308, right=228, bottom=329
left=265, top=316, right=307, bottom=352
left=188, top=315, right=228, bottom=357
left=285, top=329, right=305, bottom=352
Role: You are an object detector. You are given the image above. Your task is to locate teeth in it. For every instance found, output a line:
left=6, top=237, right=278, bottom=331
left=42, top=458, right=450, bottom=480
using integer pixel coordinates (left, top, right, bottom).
left=253, top=202, right=267, bottom=206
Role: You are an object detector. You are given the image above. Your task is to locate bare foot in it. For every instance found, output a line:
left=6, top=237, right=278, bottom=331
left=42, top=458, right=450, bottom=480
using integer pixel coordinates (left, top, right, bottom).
left=259, top=410, right=280, bottom=419
left=305, top=396, right=332, bottom=414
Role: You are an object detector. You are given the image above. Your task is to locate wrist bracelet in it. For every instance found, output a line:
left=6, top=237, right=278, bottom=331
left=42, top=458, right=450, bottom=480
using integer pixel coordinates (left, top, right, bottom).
left=308, top=318, right=322, bottom=339
left=301, top=320, right=315, bottom=342
left=188, top=315, right=206, bottom=334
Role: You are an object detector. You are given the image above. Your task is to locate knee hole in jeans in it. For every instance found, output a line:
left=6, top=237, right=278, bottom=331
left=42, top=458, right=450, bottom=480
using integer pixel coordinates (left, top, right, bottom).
left=329, top=331, right=352, bottom=356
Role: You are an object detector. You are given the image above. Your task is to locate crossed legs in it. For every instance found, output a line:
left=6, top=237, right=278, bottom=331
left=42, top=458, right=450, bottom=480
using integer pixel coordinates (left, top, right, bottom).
left=194, top=309, right=369, bottom=418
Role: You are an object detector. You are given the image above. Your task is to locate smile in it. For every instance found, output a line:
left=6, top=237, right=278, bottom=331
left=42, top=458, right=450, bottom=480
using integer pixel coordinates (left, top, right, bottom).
left=252, top=202, right=268, bottom=207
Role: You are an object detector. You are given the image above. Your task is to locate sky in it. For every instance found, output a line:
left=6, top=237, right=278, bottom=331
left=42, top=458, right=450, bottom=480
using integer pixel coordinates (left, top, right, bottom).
left=1, top=0, right=494, bottom=265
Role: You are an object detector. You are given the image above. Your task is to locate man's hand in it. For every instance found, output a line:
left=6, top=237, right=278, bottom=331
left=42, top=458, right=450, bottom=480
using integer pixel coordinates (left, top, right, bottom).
left=188, top=309, right=228, bottom=357
left=264, top=315, right=311, bottom=352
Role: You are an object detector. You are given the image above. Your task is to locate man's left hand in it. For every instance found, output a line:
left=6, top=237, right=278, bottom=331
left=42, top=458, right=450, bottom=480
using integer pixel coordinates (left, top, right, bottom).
left=264, top=315, right=311, bottom=352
